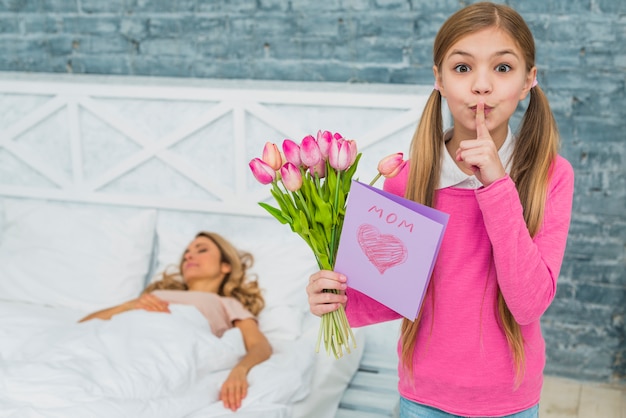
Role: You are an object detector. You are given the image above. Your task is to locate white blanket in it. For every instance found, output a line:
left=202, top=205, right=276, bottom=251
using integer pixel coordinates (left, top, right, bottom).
left=0, top=302, right=314, bottom=418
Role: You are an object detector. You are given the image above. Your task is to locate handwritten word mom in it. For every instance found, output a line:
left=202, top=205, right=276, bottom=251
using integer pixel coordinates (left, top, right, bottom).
left=367, top=206, right=414, bottom=233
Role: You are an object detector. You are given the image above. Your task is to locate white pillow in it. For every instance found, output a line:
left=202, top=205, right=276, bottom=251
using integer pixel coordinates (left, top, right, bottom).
left=241, top=236, right=318, bottom=310
left=0, top=200, right=156, bottom=312
left=257, top=304, right=304, bottom=341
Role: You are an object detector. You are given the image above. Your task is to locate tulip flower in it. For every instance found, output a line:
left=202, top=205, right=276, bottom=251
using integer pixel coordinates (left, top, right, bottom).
left=300, top=135, right=322, bottom=167
left=369, top=152, right=405, bottom=186
left=309, top=159, right=326, bottom=178
left=378, top=152, right=405, bottom=177
left=317, top=130, right=333, bottom=158
left=282, top=139, right=301, bottom=166
left=249, top=157, right=276, bottom=185
left=262, top=142, right=282, bottom=171
left=328, top=137, right=352, bottom=171
left=251, top=129, right=362, bottom=360
left=280, top=162, right=303, bottom=192
left=346, top=139, right=358, bottom=167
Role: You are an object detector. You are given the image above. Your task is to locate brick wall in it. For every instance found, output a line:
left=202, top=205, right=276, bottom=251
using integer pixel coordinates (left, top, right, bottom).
left=1, top=0, right=624, bottom=384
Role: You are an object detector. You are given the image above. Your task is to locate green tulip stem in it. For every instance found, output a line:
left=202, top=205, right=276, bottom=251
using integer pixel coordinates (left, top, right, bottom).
left=369, top=172, right=382, bottom=186
left=295, top=190, right=313, bottom=222
left=329, top=169, right=342, bottom=263
left=315, top=318, right=323, bottom=353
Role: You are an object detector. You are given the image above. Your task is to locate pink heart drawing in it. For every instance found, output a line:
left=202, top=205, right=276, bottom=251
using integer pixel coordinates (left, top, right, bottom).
left=357, top=224, right=408, bottom=274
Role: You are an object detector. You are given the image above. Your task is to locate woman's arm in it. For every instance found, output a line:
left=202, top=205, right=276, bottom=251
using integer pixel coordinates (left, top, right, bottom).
left=219, top=318, right=272, bottom=411
left=77, top=293, right=170, bottom=322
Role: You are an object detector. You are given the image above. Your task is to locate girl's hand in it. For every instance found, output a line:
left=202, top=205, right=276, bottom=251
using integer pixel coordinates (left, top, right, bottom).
left=455, top=101, right=506, bottom=187
left=132, top=293, right=170, bottom=313
left=306, top=270, right=348, bottom=316
left=219, top=366, right=248, bottom=411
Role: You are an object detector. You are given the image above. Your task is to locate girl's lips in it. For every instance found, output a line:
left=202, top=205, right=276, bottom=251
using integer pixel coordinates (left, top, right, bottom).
left=470, top=105, right=493, bottom=116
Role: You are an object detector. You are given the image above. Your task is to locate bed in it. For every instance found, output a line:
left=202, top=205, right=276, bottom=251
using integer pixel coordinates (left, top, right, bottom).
left=0, top=72, right=433, bottom=418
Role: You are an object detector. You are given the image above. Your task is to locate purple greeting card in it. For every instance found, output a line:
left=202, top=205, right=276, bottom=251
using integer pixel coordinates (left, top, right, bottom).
left=334, top=180, right=449, bottom=320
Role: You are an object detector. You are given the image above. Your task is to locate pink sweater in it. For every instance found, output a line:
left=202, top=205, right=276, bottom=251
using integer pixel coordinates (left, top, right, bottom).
left=345, top=156, right=574, bottom=417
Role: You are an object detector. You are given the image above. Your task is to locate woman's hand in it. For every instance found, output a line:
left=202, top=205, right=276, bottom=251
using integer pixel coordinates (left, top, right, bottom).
left=131, top=293, right=170, bottom=313
left=455, top=101, right=506, bottom=187
left=306, top=270, right=348, bottom=316
left=221, top=318, right=272, bottom=411
left=78, top=292, right=169, bottom=322
left=219, top=366, right=248, bottom=411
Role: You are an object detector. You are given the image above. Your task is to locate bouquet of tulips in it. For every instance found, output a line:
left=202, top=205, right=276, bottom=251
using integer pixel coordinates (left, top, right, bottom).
left=249, top=130, right=405, bottom=358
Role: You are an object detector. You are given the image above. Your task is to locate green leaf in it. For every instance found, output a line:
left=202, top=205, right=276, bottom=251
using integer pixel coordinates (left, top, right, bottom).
left=310, top=187, right=333, bottom=232
left=344, top=153, right=362, bottom=180
left=270, top=187, right=292, bottom=215
left=343, top=153, right=362, bottom=193
left=299, top=210, right=310, bottom=235
left=310, top=225, right=333, bottom=265
left=258, top=202, right=291, bottom=224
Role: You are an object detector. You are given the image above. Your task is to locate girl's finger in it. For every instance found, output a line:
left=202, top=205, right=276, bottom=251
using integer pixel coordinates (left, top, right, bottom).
left=475, top=101, right=489, bottom=140
left=309, top=278, right=347, bottom=294
left=309, top=292, right=347, bottom=315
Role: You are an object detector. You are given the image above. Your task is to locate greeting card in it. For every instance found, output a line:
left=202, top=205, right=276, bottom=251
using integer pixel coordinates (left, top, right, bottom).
left=334, top=181, right=449, bottom=320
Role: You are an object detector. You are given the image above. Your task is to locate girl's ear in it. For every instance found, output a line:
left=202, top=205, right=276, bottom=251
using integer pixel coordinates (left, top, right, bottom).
left=433, top=65, right=445, bottom=97
left=520, top=66, right=537, bottom=100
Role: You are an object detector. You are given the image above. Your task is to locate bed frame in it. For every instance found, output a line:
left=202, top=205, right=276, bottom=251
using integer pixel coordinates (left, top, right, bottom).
left=0, top=72, right=434, bottom=417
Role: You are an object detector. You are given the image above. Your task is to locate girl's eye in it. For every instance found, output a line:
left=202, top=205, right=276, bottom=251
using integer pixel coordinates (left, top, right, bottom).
left=495, top=64, right=511, bottom=73
left=454, top=64, right=470, bottom=73
left=198, top=249, right=207, bottom=253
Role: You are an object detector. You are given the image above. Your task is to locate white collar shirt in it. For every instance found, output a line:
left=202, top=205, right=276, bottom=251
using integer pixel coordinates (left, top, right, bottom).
left=438, top=126, right=515, bottom=190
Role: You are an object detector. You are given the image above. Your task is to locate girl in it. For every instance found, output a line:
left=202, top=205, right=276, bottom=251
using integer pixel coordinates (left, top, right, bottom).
left=80, top=231, right=272, bottom=412
left=307, top=2, right=574, bottom=417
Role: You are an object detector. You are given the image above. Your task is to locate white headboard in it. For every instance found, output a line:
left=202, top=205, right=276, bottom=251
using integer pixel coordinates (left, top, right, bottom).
left=0, top=72, right=434, bottom=217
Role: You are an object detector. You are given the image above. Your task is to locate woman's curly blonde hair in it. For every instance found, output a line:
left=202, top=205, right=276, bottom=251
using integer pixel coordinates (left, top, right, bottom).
left=144, top=231, right=265, bottom=316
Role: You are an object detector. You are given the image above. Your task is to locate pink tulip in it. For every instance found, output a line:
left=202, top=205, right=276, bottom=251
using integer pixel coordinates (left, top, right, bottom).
left=249, top=158, right=276, bottom=185
left=328, top=137, right=351, bottom=171
left=333, top=132, right=343, bottom=140
left=346, top=139, right=358, bottom=167
left=280, top=162, right=303, bottom=192
left=282, top=139, right=301, bottom=167
left=300, top=135, right=321, bottom=167
left=262, top=142, right=282, bottom=171
left=309, top=159, right=326, bottom=178
left=316, top=130, right=333, bottom=158
left=377, top=152, right=405, bottom=178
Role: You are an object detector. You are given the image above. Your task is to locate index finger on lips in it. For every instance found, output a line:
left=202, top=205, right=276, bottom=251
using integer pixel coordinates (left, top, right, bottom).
left=475, top=101, right=489, bottom=140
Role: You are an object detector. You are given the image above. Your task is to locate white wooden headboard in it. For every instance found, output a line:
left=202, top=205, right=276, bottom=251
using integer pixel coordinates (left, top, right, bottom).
left=0, top=72, right=434, bottom=217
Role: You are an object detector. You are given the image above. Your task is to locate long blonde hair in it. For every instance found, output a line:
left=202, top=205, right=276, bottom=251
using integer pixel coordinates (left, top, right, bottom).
left=401, top=2, right=559, bottom=383
left=144, top=231, right=266, bottom=316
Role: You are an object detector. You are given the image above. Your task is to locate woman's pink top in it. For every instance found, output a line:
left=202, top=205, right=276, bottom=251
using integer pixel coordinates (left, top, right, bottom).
left=345, top=156, right=574, bottom=417
left=152, top=290, right=254, bottom=337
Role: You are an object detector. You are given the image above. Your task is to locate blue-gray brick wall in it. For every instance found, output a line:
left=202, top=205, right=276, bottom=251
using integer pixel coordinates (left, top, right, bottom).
left=1, top=0, right=624, bottom=385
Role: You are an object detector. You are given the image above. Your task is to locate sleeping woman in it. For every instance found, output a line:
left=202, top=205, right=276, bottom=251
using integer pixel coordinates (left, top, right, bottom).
left=79, top=231, right=272, bottom=412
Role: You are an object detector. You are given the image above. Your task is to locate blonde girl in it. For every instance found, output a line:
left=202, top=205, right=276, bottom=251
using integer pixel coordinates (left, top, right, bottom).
left=307, top=2, right=574, bottom=417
